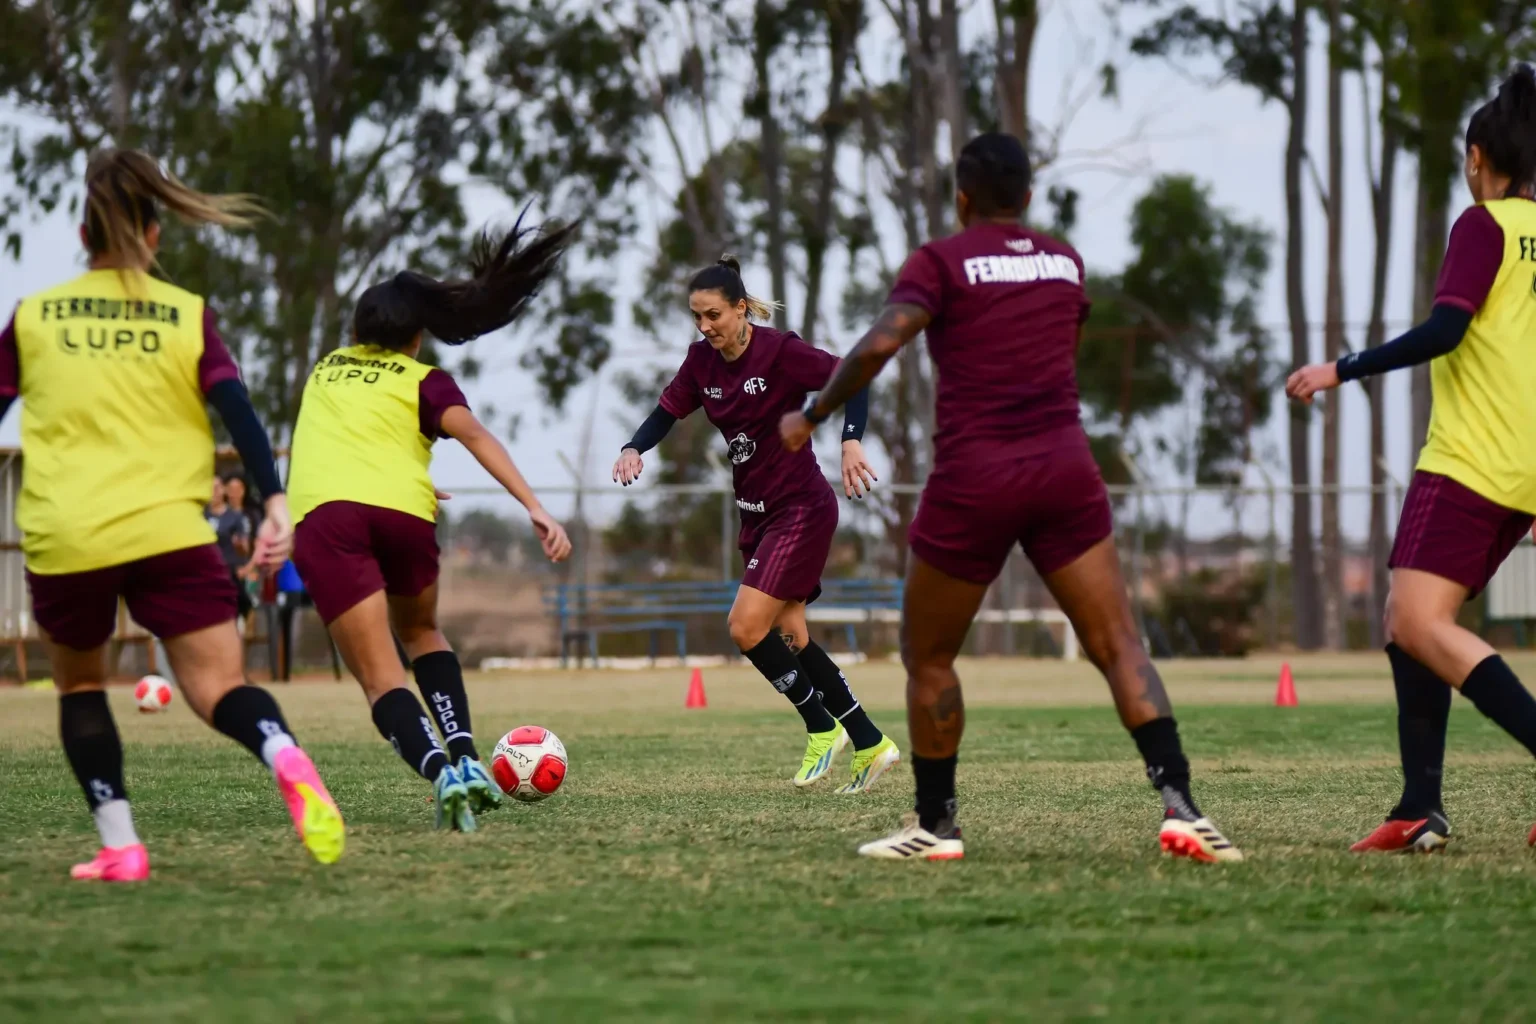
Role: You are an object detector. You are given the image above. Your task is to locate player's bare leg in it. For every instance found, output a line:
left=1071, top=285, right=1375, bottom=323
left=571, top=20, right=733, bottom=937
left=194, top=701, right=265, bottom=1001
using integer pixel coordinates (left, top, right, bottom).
left=392, top=585, right=499, bottom=812
left=331, top=591, right=471, bottom=831
left=1383, top=569, right=1536, bottom=849
left=1043, top=537, right=1241, bottom=863
left=857, top=556, right=982, bottom=860
left=729, top=586, right=846, bottom=784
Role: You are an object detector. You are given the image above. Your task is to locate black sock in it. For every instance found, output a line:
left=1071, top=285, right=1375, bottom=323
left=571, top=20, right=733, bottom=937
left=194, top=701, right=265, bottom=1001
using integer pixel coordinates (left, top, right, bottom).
left=1131, top=717, right=1202, bottom=819
left=796, top=640, right=883, bottom=749
left=413, top=650, right=477, bottom=763
left=211, top=685, right=298, bottom=769
left=371, top=687, right=450, bottom=782
left=1460, top=655, right=1536, bottom=758
left=912, top=754, right=958, bottom=834
left=59, top=690, right=126, bottom=809
left=742, top=632, right=836, bottom=733
left=1387, top=643, right=1450, bottom=819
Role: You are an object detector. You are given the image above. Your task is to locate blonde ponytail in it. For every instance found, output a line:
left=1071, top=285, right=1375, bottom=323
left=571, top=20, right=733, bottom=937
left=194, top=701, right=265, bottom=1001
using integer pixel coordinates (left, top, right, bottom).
left=687, top=254, right=783, bottom=322
left=84, top=148, right=266, bottom=269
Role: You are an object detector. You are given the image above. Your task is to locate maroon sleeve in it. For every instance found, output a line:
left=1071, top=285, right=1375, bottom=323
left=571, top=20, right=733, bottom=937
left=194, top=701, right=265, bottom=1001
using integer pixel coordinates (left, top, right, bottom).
left=887, top=247, right=945, bottom=317
left=419, top=368, right=470, bottom=439
left=1435, top=206, right=1505, bottom=314
left=658, top=347, right=701, bottom=418
left=198, top=307, right=242, bottom=393
left=0, top=309, right=18, bottom=398
left=780, top=332, right=840, bottom=391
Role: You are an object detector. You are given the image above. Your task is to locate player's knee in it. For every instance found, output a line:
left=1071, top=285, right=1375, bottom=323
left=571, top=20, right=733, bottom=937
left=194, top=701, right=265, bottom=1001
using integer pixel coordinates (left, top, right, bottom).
left=1079, top=622, right=1136, bottom=672
left=1383, top=593, right=1434, bottom=658
left=776, top=623, right=808, bottom=653
left=727, top=612, right=770, bottom=652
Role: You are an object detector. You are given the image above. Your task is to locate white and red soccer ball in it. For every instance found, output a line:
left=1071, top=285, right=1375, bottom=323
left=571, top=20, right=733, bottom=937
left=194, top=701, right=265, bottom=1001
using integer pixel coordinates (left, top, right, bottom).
left=134, top=675, right=173, bottom=713
left=491, top=726, right=567, bottom=802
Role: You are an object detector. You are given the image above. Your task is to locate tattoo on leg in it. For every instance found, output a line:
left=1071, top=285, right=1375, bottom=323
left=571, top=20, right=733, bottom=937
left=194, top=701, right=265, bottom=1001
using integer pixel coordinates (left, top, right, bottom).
left=781, top=632, right=803, bottom=654
left=930, top=683, right=964, bottom=741
left=1136, top=662, right=1174, bottom=718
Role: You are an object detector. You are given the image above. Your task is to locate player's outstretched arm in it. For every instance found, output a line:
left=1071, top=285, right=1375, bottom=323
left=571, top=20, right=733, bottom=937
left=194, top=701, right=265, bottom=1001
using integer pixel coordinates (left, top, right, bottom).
left=780, top=303, right=930, bottom=452
left=440, top=405, right=571, bottom=562
left=613, top=404, right=678, bottom=486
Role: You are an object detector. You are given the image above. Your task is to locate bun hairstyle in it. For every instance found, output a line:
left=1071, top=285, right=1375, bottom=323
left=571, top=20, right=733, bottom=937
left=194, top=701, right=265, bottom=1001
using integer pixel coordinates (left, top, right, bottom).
left=84, top=148, right=265, bottom=268
left=353, top=209, right=579, bottom=350
left=1466, top=63, right=1536, bottom=197
left=686, top=254, right=781, bottom=322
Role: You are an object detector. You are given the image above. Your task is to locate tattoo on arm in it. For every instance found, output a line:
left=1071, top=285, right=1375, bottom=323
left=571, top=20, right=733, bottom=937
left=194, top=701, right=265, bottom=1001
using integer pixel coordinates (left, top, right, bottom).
left=1135, top=662, right=1173, bottom=719
left=811, top=303, right=932, bottom=419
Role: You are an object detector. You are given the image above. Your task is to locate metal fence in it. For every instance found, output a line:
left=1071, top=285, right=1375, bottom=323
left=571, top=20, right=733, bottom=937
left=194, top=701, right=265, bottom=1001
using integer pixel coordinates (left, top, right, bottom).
left=427, top=476, right=1447, bottom=663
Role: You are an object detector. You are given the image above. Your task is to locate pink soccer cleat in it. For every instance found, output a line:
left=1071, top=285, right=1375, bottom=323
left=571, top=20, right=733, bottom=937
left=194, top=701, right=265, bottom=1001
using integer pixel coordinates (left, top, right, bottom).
left=71, top=844, right=150, bottom=882
left=273, top=747, right=346, bottom=864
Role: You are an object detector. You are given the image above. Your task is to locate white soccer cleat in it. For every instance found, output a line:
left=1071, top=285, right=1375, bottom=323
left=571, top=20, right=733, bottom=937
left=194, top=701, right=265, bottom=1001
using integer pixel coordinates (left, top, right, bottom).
left=1159, top=814, right=1244, bottom=863
left=857, top=812, right=965, bottom=861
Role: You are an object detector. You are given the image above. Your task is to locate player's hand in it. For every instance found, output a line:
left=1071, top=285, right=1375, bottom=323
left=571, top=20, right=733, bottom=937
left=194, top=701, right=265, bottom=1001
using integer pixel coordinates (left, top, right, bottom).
left=779, top=411, right=814, bottom=453
left=841, top=439, right=877, bottom=499
left=253, top=494, right=294, bottom=572
left=1285, top=362, right=1341, bottom=405
left=613, top=448, right=644, bottom=487
left=530, top=506, right=573, bottom=563
left=434, top=488, right=452, bottom=502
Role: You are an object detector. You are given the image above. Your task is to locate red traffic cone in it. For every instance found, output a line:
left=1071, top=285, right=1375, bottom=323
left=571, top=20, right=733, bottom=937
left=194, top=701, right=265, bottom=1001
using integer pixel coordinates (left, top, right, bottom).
left=1275, top=662, right=1298, bottom=707
left=684, top=667, right=708, bottom=709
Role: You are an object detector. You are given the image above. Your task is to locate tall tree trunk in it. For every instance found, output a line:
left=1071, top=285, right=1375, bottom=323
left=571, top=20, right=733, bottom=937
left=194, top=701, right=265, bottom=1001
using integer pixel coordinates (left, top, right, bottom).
left=800, top=0, right=859, bottom=343
left=992, top=0, right=1037, bottom=146
left=751, top=0, right=788, bottom=329
left=1410, top=178, right=1450, bottom=451
left=938, top=0, right=967, bottom=161
left=1286, top=0, right=1323, bottom=650
left=1320, top=0, right=1345, bottom=650
left=1365, top=62, right=1399, bottom=650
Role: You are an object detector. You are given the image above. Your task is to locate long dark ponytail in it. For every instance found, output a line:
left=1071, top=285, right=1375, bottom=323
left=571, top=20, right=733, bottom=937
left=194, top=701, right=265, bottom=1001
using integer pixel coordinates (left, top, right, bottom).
left=353, top=210, right=579, bottom=349
left=1467, top=64, right=1536, bottom=198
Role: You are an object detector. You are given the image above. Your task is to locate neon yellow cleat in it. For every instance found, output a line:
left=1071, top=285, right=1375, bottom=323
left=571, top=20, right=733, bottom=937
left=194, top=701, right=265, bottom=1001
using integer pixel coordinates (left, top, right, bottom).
left=836, top=735, right=901, bottom=795
left=793, top=723, right=849, bottom=787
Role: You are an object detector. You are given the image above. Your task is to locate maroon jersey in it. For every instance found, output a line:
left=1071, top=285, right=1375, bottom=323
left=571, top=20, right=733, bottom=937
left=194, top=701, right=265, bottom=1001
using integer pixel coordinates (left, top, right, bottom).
left=659, top=326, right=838, bottom=514
left=888, top=221, right=1090, bottom=461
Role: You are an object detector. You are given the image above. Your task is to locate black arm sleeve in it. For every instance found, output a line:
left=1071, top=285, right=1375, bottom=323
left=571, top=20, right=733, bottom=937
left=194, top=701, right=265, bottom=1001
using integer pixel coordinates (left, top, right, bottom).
left=1337, top=304, right=1473, bottom=383
left=0, top=396, right=13, bottom=425
left=206, top=379, right=284, bottom=499
left=623, top=405, right=678, bottom=455
left=840, top=386, right=869, bottom=442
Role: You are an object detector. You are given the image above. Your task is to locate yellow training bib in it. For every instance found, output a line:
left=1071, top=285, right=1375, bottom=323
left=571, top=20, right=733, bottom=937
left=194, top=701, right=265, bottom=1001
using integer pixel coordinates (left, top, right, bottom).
left=288, top=345, right=438, bottom=525
left=1418, top=199, right=1536, bottom=514
left=13, top=270, right=217, bottom=574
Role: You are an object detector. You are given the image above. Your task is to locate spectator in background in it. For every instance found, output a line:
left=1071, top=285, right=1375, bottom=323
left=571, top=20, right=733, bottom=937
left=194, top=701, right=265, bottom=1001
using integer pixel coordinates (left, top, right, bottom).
left=205, top=475, right=254, bottom=628
left=223, top=472, right=263, bottom=630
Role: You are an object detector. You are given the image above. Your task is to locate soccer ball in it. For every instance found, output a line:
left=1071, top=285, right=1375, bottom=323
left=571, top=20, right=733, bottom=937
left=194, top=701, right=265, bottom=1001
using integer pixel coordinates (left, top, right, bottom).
left=134, top=675, right=173, bottom=713
left=490, top=726, right=567, bottom=802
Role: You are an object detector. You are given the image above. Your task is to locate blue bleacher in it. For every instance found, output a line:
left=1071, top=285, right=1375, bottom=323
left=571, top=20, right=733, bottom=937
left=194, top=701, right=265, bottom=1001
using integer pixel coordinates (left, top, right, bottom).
left=544, top=579, right=904, bottom=667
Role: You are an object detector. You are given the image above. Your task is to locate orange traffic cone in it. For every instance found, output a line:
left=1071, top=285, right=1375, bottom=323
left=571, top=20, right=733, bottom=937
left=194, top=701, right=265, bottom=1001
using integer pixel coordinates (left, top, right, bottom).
left=684, top=667, right=708, bottom=709
left=1275, top=662, right=1298, bottom=707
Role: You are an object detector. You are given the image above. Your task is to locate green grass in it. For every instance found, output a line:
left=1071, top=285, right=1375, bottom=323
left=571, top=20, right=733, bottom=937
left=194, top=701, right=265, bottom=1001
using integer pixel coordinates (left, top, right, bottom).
left=4, top=679, right=1536, bottom=1022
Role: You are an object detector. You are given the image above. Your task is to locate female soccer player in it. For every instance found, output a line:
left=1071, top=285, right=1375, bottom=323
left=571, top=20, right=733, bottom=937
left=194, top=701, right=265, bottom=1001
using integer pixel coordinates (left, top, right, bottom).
left=781, top=133, right=1242, bottom=862
left=614, top=257, right=898, bottom=793
left=0, top=148, right=343, bottom=881
left=1288, top=65, right=1536, bottom=853
left=288, top=220, right=574, bottom=833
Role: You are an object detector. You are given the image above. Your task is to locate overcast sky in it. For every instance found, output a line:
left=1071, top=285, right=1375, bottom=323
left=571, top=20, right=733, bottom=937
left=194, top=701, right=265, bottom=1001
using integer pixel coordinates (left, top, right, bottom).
left=0, top=1, right=1439, bottom=541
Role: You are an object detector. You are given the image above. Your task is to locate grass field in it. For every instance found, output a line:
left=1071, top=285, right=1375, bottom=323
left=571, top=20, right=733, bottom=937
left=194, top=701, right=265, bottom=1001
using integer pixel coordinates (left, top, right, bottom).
left=5, top=654, right=1536, bottom=1022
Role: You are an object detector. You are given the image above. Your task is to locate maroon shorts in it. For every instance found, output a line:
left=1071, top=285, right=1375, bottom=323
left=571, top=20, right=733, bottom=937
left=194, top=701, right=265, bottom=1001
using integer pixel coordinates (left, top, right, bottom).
left=1389, top=471, right=1533, bottom=597
left=910, top=430, right=1113, bottom=586
left=739, top=488, right=838, bottom=604
left=293, top=500, right=441, bottom=624
left=27, top=543, right=237, bottom=651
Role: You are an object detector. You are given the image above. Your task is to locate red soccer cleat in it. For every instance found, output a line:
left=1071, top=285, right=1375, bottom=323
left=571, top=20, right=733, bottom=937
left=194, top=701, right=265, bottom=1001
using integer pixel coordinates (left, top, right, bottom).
left=1351, top=811, right=1449, bottom=853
